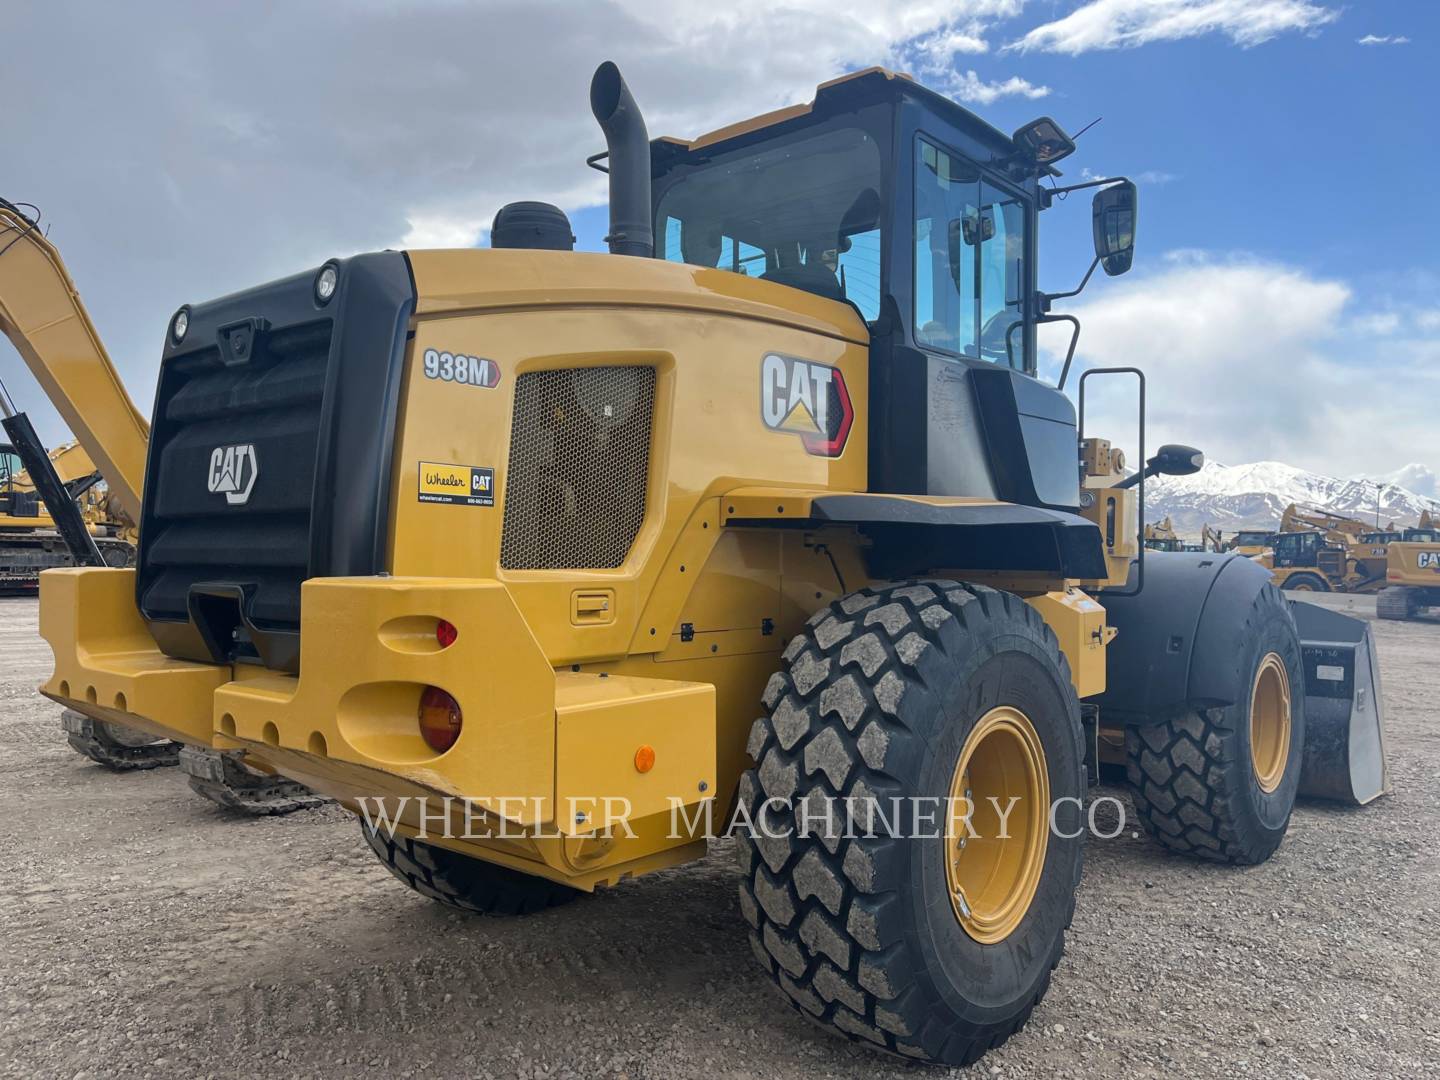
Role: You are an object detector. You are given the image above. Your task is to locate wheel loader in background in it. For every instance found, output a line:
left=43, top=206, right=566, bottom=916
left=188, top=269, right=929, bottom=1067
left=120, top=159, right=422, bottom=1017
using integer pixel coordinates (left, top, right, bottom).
left=30, top=64, right=1388, bottom=1066
left=1262, top=502, right=1391, bottom=593
left=0, top=198, right=322, bottom=808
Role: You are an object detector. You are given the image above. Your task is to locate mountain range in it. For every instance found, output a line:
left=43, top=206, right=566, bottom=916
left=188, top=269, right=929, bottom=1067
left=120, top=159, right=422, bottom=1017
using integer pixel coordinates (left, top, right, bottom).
left=1144, top=461, right=1440, bottom=537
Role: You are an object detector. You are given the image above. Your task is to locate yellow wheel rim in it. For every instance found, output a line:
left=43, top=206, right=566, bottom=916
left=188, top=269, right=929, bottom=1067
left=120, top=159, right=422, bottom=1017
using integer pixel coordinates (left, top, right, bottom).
left=1250, top=653, right=1292, bottom=794
left=945, top=706, right=1050, bottom=945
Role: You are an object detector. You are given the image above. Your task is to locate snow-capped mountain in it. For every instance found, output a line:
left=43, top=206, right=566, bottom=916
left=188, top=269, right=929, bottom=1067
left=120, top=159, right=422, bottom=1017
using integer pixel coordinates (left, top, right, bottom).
left=1145, top=461, right=1439, bottom=536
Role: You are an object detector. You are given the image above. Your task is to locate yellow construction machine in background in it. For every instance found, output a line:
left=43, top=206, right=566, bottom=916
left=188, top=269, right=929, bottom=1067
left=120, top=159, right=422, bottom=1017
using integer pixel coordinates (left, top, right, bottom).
left=1261, top=503, right=1391, bottom=593
left=0, top=437, right=136, bottom=590
left=1377, top=514, right=1440, bottom=621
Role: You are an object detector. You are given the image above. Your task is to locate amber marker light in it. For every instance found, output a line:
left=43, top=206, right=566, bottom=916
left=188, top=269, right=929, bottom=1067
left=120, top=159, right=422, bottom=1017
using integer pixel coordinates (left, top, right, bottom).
left=634, top=744, right=656, bottom=773
left=418, top=686, right=462, bottom=753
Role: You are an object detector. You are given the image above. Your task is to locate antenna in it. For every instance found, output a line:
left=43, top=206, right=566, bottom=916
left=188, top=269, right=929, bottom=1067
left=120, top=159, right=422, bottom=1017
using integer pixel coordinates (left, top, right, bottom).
left=1072, top=116, right=1102, bottom=141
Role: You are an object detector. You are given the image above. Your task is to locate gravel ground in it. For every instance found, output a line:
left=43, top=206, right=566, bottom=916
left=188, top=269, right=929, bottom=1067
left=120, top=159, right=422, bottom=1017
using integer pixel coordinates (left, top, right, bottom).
left=1, top=593, right=1437, bottom=1079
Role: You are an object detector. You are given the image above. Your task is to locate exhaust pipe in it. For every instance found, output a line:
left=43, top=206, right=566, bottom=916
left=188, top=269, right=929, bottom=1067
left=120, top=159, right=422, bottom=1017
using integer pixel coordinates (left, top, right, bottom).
left=589, top=61, right=653, bottom=258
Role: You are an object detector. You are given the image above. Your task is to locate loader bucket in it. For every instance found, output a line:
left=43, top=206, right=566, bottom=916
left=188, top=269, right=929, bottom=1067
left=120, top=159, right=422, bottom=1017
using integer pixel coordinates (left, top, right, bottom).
left=1289, top=600, right=1389, bottom=805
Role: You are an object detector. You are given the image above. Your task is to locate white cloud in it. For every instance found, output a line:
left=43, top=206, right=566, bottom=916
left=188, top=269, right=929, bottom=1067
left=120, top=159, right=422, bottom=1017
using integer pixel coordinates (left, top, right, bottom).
left=1010, top=0, right=1338, bottom=54
left=1040, top=253, right=1440, bottom=479
left=1371, top=464, right=1437, bottom=499
left=0, top=0, right=1041, bottom=445
left=1357, top=34, right=1410, bottom=46
left=945, top=70, right=1052, bottom=103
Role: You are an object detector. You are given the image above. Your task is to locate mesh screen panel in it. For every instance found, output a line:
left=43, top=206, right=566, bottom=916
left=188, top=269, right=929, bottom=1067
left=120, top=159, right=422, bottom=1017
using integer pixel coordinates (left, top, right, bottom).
left=500, top=366, right=656, bottom=569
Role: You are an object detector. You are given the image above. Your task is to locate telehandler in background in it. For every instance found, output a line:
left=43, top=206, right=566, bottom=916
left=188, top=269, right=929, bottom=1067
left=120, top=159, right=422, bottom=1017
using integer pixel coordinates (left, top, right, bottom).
left=32, top=63, right=1387, bottom=1066
left=1, top=198, right=322, bottom=808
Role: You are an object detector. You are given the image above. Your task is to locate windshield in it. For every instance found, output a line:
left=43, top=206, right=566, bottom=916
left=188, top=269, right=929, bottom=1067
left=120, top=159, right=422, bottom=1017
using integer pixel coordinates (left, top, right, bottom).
left=655, top=125, right=883, bottom=320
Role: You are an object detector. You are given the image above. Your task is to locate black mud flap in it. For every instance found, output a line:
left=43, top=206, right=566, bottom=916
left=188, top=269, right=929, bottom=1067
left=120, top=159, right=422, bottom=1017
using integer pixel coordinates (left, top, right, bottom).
left=1289, top=601, right=1389, bottom=805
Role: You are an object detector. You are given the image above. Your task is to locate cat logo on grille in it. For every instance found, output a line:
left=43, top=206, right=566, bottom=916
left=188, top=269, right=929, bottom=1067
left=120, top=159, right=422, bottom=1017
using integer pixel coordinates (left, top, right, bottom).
left=207, top=444, right=258, bottom=506
left=759, top=353, right=853, bottom=457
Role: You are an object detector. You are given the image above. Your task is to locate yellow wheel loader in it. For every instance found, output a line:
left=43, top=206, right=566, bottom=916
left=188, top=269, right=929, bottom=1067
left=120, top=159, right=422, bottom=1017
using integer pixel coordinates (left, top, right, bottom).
left=33, top=64, right=1387, bottom=1066
left=1264, top=503, right=1391, bottom=593
left=1, top=198, right=321, bottom=807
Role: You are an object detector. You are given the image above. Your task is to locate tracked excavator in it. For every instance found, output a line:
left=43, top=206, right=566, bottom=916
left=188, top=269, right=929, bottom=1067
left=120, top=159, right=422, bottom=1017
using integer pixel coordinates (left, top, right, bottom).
left=0, top=436, right=136, bottom=591
left=1377, top=510, right=1440, bottom=620
left=30, top=65, right=1389, bottom=1064
left=1, top=198, right=322, bottom=810
left=1141, top=514, right=1182, bottom=552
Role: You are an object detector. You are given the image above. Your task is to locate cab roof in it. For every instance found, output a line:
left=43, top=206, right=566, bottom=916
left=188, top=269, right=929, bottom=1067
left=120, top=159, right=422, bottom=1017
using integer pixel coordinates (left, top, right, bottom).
left=650, top=67, right=1026, bottom=167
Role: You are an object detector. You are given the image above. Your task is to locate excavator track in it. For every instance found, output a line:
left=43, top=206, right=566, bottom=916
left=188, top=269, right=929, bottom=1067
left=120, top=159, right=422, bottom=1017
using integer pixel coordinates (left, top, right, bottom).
left=178, top=747, right=330, bottom=816
left=1, top=533, right=133, bottom=592
left=60, top=710, right=180, bottom=771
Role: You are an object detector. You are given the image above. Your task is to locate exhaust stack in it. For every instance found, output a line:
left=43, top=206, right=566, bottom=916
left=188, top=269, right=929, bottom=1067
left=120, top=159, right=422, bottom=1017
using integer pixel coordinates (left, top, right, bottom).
left=589, top=62, right=653, bottom=258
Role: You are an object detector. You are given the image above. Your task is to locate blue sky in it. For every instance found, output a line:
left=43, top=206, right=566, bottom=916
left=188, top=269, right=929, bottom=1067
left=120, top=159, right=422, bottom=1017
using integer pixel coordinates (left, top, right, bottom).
left=2, top=0, right=1435, bottom=490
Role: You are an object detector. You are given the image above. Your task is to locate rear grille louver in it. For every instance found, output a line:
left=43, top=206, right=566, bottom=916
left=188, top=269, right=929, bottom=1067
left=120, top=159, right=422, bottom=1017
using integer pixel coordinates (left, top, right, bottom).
left=500, top=366, right=656, bottom=570
left=138, top=321, right=332, bottom=632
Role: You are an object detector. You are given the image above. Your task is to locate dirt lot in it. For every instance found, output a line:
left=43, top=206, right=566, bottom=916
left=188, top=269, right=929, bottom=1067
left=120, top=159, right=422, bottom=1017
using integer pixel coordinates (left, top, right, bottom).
left=1, top=594, right=1437, bottom=1079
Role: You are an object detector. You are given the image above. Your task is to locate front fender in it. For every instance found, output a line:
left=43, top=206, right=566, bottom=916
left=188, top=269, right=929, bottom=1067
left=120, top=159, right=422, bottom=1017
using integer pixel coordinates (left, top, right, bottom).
left=1092, top=552, right=1274, bottom=722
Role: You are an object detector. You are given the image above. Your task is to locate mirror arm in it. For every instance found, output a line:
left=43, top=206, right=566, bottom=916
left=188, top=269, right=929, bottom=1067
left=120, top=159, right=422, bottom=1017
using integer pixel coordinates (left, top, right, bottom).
left=1040, top=175, right=1131, bottom=209
left=1041, top=256, right=1100, bottom=309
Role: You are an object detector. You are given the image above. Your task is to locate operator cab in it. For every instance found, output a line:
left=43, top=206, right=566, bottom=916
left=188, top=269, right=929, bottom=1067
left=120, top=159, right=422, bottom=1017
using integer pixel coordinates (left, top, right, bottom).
left=1273, top=530, right=1333, bottom=567
left=647, top=69, right=1136, bottom=510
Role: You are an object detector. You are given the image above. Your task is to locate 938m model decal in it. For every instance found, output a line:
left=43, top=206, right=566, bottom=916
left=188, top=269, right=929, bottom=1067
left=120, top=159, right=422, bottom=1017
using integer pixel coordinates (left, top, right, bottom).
left=422, top=348, right=501, bottom=388
left=760, top=353, right=853, bottom=457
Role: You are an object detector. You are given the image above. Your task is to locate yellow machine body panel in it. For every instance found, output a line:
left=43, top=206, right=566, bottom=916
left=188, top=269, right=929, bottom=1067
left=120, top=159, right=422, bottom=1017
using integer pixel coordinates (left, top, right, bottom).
left=37, top=250, right=1117, bottom=888
left=1387, top=539, right=1440, bottom=586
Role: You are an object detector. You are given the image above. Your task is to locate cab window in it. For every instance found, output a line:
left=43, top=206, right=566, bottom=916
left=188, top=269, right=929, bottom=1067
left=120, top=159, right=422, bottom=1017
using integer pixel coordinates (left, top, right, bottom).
left=914, top=137, right=1029, bottom=370
left=655, top=125, right=884, bottom=321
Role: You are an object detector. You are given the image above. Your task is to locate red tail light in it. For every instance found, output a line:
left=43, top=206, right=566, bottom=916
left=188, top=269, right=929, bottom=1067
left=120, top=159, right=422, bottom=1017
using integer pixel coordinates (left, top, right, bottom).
left=436, top=619, right=458, bottom=648
left=418, top=686, right=462, bottom=753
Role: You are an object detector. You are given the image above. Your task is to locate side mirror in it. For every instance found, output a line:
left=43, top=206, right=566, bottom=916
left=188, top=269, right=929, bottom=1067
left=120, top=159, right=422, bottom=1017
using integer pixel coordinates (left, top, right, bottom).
left=1113, top=443, right=1203, bottom=489
left=1092, top=180, right=1137, bottom=276
left=1151, top=444, right=1203, bottom=476
left=1011, top=117, right=1076, bottom=167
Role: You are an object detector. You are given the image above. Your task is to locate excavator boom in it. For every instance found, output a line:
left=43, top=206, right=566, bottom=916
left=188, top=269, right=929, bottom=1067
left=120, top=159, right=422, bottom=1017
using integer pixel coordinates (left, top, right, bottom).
left=0, top=200, right=148, bottom=520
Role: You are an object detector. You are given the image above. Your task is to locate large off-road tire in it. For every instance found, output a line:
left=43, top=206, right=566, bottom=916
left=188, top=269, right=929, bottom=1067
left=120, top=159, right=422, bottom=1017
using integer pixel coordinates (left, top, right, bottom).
left=362, top=822, right=579, bottom=915
left=179, top=747, right=329, bottom=816
left=738, top=581, right=1085, bottom=1066
left=1280, top=571, right=1329, bottom=593
left=1126, top=583, right=1305, bottom=865
left=61, top=710, right=180, bottom=770
left=1376, top=586, right=1415, bottom=621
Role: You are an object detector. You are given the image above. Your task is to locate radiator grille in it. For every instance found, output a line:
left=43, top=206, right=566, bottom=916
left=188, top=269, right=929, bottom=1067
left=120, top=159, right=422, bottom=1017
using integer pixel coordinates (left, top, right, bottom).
left=138, top=321, right=331, bottom=630
left=501, top=366, right=656, bottom=570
